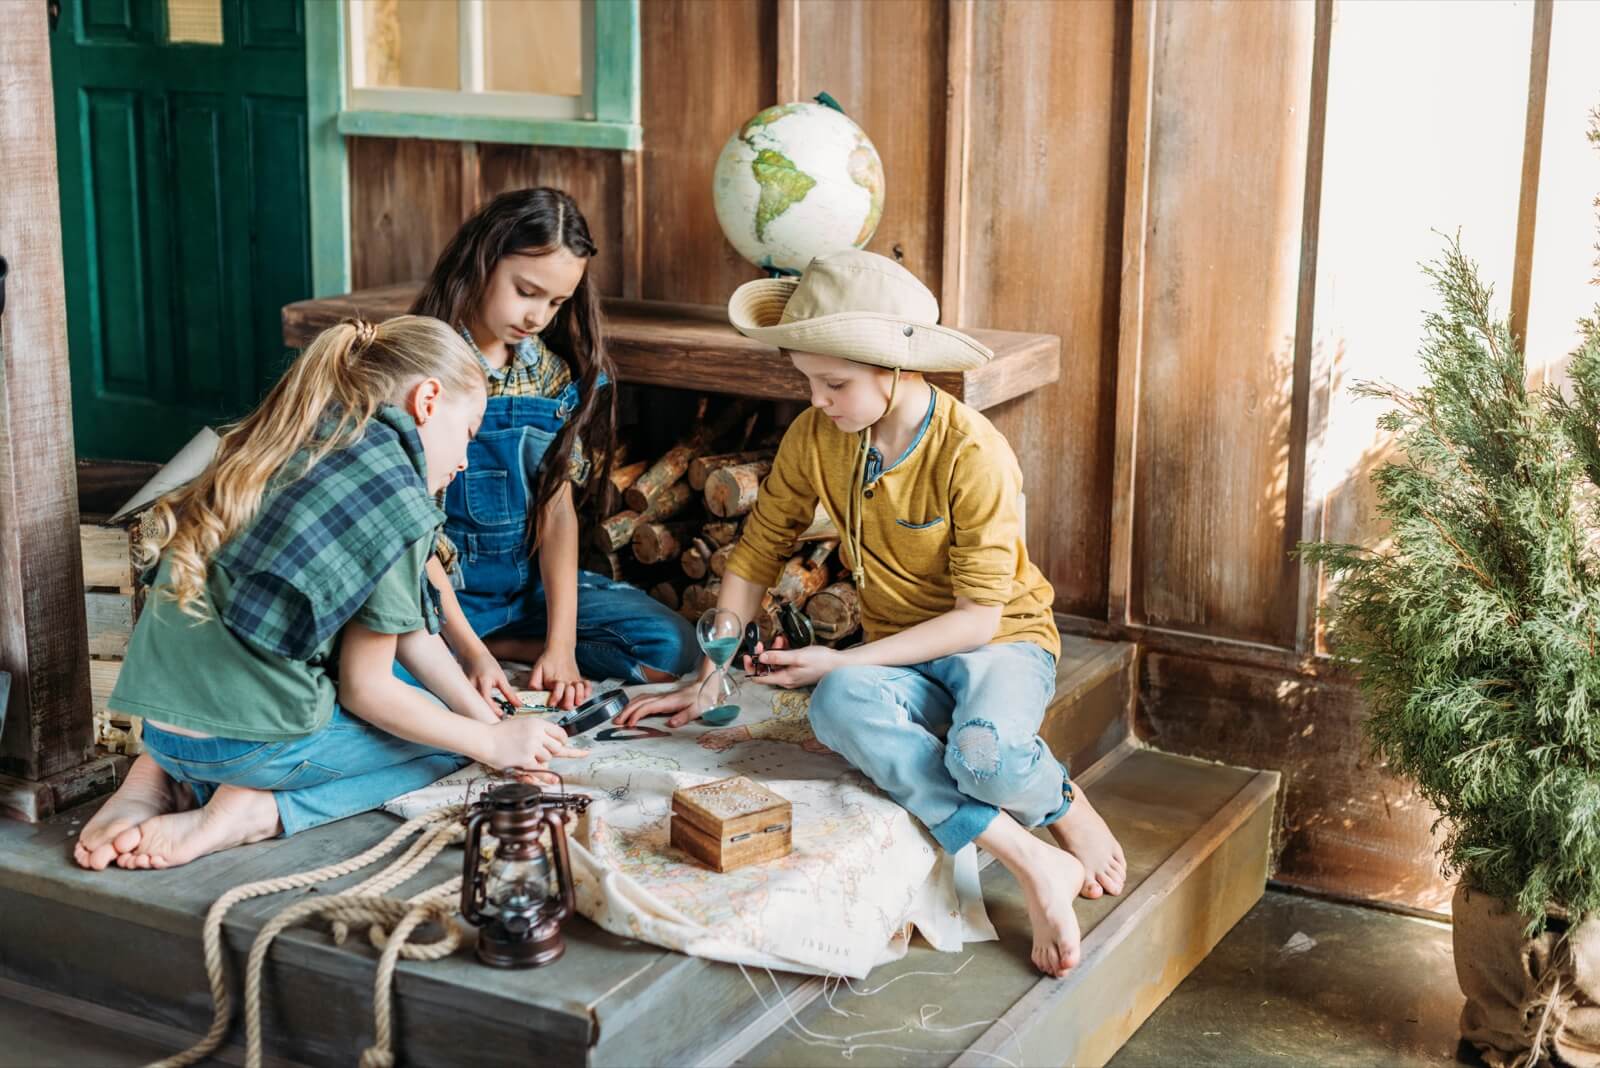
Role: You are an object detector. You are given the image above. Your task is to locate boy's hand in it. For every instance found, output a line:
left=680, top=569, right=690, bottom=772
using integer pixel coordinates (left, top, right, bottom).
left=614, top=684, right=700, bottom=729
left=751, top=644, right=840, bottom=689
left=741, top=634, right=785, bottom=677
left=479, top=716, right=588, bottom=771
left=462, top=648, right=519, bottom=710
left=530, top=645, right=591, bottom=710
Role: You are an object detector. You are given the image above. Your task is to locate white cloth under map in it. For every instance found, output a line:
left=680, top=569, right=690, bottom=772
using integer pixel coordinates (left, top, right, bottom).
left=383, top=684, right=996, bottom=978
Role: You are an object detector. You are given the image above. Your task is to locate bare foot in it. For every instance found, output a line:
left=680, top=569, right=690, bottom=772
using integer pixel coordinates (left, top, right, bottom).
left=73, top=754, right=193, bottom=871
left=1048, top=788, right=1127, bottom=899
left=1015, top=840, right=1086, bottom=978
left=116, top=785, right=281, bottom=870
left=977, top=813, right=1085, bottom=979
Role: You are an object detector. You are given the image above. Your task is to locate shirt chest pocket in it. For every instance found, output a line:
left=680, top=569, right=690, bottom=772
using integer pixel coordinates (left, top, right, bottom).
left=890, top=514, right=948, bottom=572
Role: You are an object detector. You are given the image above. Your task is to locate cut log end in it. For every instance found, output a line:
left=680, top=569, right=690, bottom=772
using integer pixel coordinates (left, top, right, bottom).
left=704, top=460, right=773, bottom=519
left=806, top=581, right=862, bottom=641
left=633, top=520, right=697, bottom=565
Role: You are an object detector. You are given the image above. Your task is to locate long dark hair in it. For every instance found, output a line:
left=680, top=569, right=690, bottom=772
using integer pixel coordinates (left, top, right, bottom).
left=410, top=188, right=616, bottom=541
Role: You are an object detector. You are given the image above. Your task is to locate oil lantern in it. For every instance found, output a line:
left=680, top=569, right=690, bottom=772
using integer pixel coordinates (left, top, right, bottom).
left=460, top=781, right=590, bottom=968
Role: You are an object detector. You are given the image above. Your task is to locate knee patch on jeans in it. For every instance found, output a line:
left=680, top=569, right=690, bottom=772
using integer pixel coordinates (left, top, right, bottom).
left=951, top=720, right=1001, bottom=781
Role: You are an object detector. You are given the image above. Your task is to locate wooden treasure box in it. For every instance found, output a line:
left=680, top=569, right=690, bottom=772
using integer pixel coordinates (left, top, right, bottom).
left=670, top=776, right=792, bottom=873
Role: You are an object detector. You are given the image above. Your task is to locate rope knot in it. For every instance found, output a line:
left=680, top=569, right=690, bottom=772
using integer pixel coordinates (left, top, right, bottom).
left=359, top=1048, right=397, bottom=1068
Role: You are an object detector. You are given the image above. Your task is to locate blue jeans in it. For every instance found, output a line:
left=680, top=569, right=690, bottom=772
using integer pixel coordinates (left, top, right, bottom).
left=461, top=567, right=699, bottom=683
left=140, top=707, right=470, bottom=837
left=807, top=641, right=1070, bottom=854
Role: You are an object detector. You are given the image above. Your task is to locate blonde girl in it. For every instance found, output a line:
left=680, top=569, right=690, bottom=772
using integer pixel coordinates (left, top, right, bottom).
left=75, top=316, right=585, bottom=872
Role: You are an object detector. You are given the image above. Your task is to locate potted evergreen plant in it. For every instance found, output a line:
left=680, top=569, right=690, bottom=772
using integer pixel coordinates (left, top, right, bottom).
left=1302, top=222, right=1600, bottom=1067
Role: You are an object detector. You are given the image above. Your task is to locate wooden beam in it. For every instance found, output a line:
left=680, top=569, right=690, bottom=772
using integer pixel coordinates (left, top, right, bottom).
left=619, top=148, right=644, bottom=300
left=775, top=0, right=802, bottom=102
left=1290, top=0, right=1335, bottom=654
left=1509, top=0, right=1554, bottom=348
left=0, top=0, right=93, bottom=782
left=940, top=0, right=974, bottom=325
left=457, top=141, right=482, bottom=223
left=1107, top=0, right=1156, bottom=625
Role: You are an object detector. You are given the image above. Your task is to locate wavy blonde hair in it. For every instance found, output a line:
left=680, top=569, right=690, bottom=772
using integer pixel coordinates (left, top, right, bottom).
left=139, top=315, right=483, bottom=617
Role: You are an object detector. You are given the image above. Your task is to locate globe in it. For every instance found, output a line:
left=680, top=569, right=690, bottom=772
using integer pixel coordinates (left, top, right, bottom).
left=712, top=100, right=886, bottom=276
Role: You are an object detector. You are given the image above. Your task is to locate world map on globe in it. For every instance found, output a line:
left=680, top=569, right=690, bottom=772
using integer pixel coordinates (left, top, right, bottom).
left=712, top=100, right=886, bottom=275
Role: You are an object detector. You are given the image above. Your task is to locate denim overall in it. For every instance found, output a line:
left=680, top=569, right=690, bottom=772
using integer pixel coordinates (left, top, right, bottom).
left=445, top=386, right=577, bottom=613
left=443, top=382, right=698, bottom=682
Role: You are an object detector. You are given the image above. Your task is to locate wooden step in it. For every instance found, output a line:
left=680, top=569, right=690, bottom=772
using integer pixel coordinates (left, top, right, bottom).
left=1044, top=633, right=1136, bottom=776
left=0, top=641, right=1264, bottom=1068
left=714, top=746, right=1278, bottom=1067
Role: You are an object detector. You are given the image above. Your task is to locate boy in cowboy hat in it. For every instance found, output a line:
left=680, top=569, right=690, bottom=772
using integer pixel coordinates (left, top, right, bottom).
left=616, top=249, right=1124, bottom=978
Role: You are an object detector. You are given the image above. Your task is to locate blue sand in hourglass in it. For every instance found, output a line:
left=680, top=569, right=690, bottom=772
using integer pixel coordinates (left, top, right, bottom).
left=700, top=704, right=740, bottom=726
left=702, top=636, right=742, bottom=666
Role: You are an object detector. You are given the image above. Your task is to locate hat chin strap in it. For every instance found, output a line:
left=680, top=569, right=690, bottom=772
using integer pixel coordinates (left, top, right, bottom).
left=847, top=368, right=901, bottom=590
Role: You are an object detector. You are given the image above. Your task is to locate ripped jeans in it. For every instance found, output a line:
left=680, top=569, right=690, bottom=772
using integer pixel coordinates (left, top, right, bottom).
left=807, top=641, right=1070, bottom=854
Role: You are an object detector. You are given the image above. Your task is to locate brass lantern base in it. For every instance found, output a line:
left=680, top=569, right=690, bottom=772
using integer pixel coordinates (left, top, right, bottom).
left=474, top=920, right=566, bottom=969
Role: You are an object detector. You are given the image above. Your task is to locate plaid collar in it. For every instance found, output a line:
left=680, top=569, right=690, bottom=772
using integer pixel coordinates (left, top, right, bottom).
left=460, top=325, right=541, bottom=383
left=211, top=405, right=444, bottom=660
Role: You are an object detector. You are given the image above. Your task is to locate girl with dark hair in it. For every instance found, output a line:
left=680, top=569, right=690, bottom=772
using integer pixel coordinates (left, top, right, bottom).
left=412, top=187, right=697, bottom=706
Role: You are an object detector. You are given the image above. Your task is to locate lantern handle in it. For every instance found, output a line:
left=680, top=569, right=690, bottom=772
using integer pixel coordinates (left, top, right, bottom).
left=460, top=806, right=492, bottom=927
left=543, top=807, right=576, bottom=926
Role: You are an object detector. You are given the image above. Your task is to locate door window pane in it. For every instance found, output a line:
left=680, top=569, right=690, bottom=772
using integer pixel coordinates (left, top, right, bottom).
left=167, top=0, right=223, bottom=44
left=485, top=0, right=584, bottom=97
left=358, top=0, right=460, bottom=90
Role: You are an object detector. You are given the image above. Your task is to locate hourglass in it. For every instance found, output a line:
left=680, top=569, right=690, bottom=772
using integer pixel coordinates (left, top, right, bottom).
left=695, top=607, right=743, bottom=726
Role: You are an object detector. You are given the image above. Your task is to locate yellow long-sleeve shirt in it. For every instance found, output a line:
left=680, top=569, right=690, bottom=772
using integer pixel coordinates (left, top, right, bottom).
left=726, top=386, right=1060, bottom=658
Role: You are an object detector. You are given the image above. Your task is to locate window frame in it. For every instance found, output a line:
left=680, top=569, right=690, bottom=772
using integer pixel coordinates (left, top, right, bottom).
left=304, top=0, right=641, bottom=295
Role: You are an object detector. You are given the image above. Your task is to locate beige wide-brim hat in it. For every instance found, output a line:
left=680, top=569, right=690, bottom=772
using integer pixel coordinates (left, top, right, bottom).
left=728, top=249, right=993, bottom=372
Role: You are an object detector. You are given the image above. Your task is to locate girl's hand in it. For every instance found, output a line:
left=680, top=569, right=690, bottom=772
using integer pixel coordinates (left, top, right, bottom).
left=462, top=648, right=519, bottom=711
left=530, top=645, right=591, bottom=710
left=751, top=644, right=841, bottom=689
left=614, top=685, right=699, bottom=729
left=461, top=693, right=505, bottom=727
left=479, top=716, right=588, bottom=771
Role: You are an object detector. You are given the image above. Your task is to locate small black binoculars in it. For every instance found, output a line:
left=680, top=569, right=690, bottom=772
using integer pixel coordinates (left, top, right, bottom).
left=740, top=602, right=814, bottom=676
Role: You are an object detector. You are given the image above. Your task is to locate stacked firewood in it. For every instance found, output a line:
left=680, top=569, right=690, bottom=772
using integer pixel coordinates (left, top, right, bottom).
left=582, top=398, right=863, bottom=646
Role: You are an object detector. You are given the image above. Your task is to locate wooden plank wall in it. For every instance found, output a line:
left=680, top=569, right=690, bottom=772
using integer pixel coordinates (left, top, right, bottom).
left=340, top=0, right=1593, bottom=911
left=345, top=0, right=1126, bottom=619
left=1113, top=0, right=1599, bottom=915
left=959, top=2, right=1129, bottom=618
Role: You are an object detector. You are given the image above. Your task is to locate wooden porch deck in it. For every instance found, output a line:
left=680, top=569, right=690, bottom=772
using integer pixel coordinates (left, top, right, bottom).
left=0, top=636, right=1281, bottom=1066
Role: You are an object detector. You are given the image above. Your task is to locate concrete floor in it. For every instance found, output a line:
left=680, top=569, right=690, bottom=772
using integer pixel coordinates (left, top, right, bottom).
left=0, top=890, right=1473, bottom=1067
left=1111, top=889, right=1473, bottom=1068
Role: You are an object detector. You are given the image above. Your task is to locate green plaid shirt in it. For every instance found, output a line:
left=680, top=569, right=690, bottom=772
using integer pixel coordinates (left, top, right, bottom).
left=212, top=405, right=444, bottom=660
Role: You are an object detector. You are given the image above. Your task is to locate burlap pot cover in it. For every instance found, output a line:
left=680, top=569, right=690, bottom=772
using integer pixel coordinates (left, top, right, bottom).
left=1456, top=884, right=1600, bottom=1067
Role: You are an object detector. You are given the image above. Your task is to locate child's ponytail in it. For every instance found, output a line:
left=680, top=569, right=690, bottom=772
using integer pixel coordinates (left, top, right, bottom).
left=141, top=315, right=481, bottom=616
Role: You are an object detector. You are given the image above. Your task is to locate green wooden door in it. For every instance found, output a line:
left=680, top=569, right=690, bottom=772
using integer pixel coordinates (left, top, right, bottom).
left=51, top=0, right=311, bottom=461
